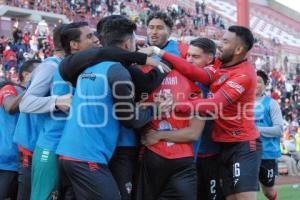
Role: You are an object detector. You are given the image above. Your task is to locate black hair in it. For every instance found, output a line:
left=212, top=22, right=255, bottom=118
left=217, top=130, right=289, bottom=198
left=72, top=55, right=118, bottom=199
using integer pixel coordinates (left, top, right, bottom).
left=228, top=25, right=254, bottom=51
left=147, top=12, right=173, bottom=29
left=96, top=15, right=124, bottom=41
left=18, top=59, right=41, bottom=82
left=257, top=70, right=268, bottom=85
left=53, top=24, right=64, bottom=51
left=190, top=38, right=216, bottom=56
left=60, top=21, right=89, bottom=54
left=101, top=16, right=136, bottom=47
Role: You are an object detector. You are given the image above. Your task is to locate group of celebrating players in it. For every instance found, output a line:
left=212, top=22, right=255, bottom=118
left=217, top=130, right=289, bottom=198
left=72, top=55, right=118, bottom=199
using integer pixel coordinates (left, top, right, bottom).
left=0, top=11, right=283, bottom=200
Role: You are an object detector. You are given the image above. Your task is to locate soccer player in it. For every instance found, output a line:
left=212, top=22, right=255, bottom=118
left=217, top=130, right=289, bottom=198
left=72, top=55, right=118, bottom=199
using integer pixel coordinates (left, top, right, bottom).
left=0, top=59, right=39, bottom=200
left=30, top=22, right=100, bottom=200
left=13, top=26, right=72, bottom=199
left=55, top=16, right=169, bottom=199
left=186, top=38, right=224, bottom=200
left=255, top=70, right=283, bottom=200
left=137, top=68, right=205, bottom=200
left=145, top=25, right=261, bottom=200
left=145, top=11, right=188, bottom=59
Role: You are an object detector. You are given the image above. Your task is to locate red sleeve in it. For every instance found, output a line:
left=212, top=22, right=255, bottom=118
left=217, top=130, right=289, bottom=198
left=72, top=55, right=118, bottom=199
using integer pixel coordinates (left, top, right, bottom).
left=219, top=74, right=250, bottom=104
left=0, top=85, right=18, bottom=105
left=175, top=90, right=230, bottom=113
left=178, top=41, right=189, bottom=59
left=162, top=52, right=213, bottom=85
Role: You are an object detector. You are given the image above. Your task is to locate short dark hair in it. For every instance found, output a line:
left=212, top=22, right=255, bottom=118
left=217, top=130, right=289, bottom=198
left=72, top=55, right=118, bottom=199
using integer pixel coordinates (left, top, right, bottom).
left=228, top=25, right=254, bottom=51
left=19, top=59, right=41, bottom=82
left=53, top=25, right=64, bottom=51
left=147, top=12, right=173, bottom=29
left=190, top=38, right=216, bottom=56
left=60, top=21, right=89, bottom=54
left=257, top=70, right=268, bottom=85
left=96, top=15, right=125, bottom=42
left=101, top=16, right=136, bottom=47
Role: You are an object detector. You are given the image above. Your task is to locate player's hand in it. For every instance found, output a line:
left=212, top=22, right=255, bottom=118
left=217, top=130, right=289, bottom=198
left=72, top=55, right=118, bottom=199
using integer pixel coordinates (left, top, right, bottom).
left=158, top=62, right=172, bottom=73
left=154, top=92, right=174, bottom=115
left=138, top=46, right=155, bottom=56
left=55, top=93, right=72, bottom=113
left=143, top=129, right=161, bottom=146
left=145, top=57, right=171, bottom=73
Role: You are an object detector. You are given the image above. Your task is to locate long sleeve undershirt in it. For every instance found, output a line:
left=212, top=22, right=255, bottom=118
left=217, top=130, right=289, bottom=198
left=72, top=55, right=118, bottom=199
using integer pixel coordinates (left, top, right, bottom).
left=19, top=61, right=57, bottom=113
left=257, top=96, right=284, bottom=138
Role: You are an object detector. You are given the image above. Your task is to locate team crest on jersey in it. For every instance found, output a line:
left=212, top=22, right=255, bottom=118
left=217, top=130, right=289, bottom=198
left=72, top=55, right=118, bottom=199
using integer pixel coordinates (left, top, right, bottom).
left=207, top=92, right=214, bottom=99
left=217, top=75, right=227, bottom=84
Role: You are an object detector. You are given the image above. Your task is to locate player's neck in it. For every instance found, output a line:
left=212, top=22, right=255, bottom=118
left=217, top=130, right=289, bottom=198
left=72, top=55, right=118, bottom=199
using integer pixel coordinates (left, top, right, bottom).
left=222, top=58, right=246, bottom=68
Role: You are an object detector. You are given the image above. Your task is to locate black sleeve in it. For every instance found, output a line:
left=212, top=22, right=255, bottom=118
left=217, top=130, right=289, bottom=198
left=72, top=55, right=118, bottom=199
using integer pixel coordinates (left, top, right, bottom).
left=59, top=47, right=148, bottom=87
left=127, top=66, right=167, bottom=101
left=107, top=63, right=154, bottom=129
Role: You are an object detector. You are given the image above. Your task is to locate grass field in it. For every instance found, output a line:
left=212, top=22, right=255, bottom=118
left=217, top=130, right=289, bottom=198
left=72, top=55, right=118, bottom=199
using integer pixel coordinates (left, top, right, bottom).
left=257, top=184, right=300, bottom=200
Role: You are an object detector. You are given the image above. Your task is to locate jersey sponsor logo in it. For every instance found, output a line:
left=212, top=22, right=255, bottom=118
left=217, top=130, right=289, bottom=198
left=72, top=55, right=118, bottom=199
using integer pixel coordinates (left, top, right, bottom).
left=231, top=130, right=240, bottom=136
left=217, top=75, right=227, bottom=84
left=80, top=72, right=96, bottom=81
left=226, top=81, right=245, bottom=94
left=161, top=76, right=178, bottom=85
left=255, top=119, right=264, bottom=124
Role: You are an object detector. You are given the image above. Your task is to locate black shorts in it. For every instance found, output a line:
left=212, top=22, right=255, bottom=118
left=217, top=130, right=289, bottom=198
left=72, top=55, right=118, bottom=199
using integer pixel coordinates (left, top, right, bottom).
left=0, top=170, right=18, bottom=200
left=259, top=159, right=278, bottom=187
left=219, top=139, right=262, bottom=196
left=59, top=160, right=121, bottom=200
left=197, top=154, right=225, bottom=200
left=135, top=148, right=197, bottom=200
left=109, top=147, right=138, bottom=200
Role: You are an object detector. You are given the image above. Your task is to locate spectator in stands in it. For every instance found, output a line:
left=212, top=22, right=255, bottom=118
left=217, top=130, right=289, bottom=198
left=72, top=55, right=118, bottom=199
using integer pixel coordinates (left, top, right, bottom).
left=12, top=26, right=22, bottom=44
left=201, top=1, right=206, bottom=14
left=195, top=1, right=200, bottom=14
left=6, top=66, right=19, bottom=84
left=23, top=32, right=31, bottom=52
left=35, top=20, right=49, bottom=50
left=0, top=36, right=6, bottom=56
left=295, top=129, right=300, bottom=152
left=3, top=46, right=17, bottom=71
left=0, top=65, right=4, bottom=78
left=279, top=142, right=300, bottom=176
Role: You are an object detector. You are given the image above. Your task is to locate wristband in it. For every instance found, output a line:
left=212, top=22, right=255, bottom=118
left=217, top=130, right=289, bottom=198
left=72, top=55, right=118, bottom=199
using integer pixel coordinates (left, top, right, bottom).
left=157, top=65, right=164, bottom=73
left=153, top=46, right=161, bottom=55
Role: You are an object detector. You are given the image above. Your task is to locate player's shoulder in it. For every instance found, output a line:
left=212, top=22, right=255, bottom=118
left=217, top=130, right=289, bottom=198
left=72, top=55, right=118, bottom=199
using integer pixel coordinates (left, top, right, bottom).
left=0, top=84, right=17, bottom=93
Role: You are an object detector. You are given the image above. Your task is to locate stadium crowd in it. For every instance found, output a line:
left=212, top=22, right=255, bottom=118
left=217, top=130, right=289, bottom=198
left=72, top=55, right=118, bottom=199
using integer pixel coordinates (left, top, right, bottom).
left=1, top=1, right=298, bottom=128
left=0, top=1, right=299, bottom=200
